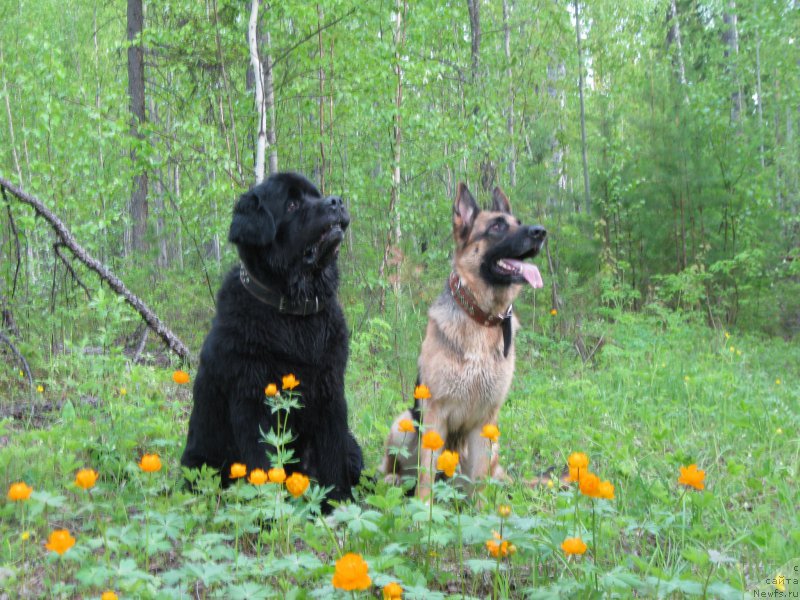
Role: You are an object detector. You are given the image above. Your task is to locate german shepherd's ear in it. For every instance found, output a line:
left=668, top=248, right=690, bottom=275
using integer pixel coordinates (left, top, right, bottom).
left=491, top=187, right=512, bottom=214
left=453, top=183, right=479, bottom=244
left=228, top=189, right=276, bottom=247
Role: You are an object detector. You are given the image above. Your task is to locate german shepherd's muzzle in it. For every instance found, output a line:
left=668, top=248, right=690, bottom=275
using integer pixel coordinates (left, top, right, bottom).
left=379, top=183, right=545, bottom=497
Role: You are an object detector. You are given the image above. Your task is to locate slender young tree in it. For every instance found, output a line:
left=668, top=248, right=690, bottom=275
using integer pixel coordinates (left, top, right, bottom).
left=574, top=0, right=591, bottom=215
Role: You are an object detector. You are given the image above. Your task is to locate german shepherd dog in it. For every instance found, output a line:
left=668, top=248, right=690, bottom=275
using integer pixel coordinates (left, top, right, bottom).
left=379, top=183, right=546, bottom=497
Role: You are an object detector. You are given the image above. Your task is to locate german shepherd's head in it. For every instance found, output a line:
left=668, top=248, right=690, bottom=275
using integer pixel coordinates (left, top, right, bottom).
left=452, top=183, right=546, bottom=310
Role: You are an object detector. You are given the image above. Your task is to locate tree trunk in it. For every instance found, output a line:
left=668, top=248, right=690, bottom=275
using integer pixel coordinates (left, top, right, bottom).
left=574, top=0, right=591, bottom=215
left=263, top=28, right=278, bottom=175
left=466, top=0, right=480, bottom=83
left=127, top=0, right=148, bottom=254
left=502, top=0, right=516, bottom=187
left=248, top=0, right=267, bottom=184
left=722, top=1, right=742, bottom=124
left=317, top=4, right=327, bottom=193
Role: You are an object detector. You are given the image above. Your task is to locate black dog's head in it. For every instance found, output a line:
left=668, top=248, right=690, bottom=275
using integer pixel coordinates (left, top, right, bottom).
left=453, top=183, right=546, bottom=289
left=229, top=172, right=349, bottom=301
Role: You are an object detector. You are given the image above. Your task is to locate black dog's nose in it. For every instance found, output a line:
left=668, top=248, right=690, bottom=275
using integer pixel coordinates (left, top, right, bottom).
left=326, top=195, right=343, bottom=209
left=527, top=225, right=547, bottom=241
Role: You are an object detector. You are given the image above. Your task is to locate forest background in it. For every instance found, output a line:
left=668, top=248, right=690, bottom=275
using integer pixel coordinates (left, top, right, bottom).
left=1, top=0, right=799, bottom=598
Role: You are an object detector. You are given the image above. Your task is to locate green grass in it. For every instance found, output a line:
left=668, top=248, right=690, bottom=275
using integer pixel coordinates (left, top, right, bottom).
left=1, top=307, right=798, bottom=598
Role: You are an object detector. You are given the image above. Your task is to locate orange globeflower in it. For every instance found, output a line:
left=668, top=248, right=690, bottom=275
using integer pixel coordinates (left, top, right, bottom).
left=45, top=529, right=76, bottom=555
left=248, top=468, right=268, bottom=485
left=561, top=537, right=587, bottom=555
left=579, top=471, right=601, bottom=498
left=268, top=467, right=286, bottom=484
left=172, top=370, right=190, bottom=384
left=480, top=424, right=500, bottom=443
left=139, top=454, right=162, bottom=473
left=414, top=384, right=431, bottom=401
left=332, top=552, right=371, bottom=591
left=567, top=452, right=589, bottom=482
left=486, top=538, right=511, bottom=558
left=8, top=482, right=33, bottom=501
left=282, top=374, right=300, bottom=390
left=101, top=592, right=119, bottom=600
left=436, top=450, right=459, bottom=478
left=598, top=480, right=615, bottom=500
left=383, top=581, right=403, bottom=599
left=229, top=463, right=247, bottom=479
left=678, top=464, right=705, bottom=490
left=285, top=473, right=310, bottom=498
left=421, top=430, right=444, bottom=451
left=74, top=468, right=98, bottom=490
left=264, top=383, right=278, bottom=397
left=550, top=308, right=558, bottom=316
left=398, top=418, right=415, bottom=433
left=497, top=504, right=512, bottom=518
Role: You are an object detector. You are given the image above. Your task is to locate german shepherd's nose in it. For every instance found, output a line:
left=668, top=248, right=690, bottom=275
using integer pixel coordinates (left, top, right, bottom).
left=526, top=225, right=547, bottom=242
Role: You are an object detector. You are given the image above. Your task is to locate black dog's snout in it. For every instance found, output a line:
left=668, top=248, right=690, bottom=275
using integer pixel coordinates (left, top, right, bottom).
left=526, top=225, right=547, bottom=241
left=326, top=195, right=344, bottom=209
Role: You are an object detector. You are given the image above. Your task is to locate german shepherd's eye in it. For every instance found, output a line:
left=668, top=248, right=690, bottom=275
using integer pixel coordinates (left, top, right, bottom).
left=489, top=220, right=507, bottom=234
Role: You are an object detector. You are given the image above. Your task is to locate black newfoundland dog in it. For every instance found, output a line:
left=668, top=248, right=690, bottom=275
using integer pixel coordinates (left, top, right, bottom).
left=181, top=172, right=362, bottom=504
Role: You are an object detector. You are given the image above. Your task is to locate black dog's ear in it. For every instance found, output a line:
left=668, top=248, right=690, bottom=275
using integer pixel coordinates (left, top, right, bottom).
left=453, top=183, right=479, bottom=243
left=228, top=190, right=276, bottom=247
left=491, top=187, right=512, bottom=214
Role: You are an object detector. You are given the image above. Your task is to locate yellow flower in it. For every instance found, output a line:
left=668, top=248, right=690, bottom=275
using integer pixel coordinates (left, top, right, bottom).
left=578, top=471, right=601, bottom=498
left=414, top=384, right=431, bottom=400
left=567, top=452, right=589, bottom=482
left=172, top=370, right=190, bottom=384
left=20, top=531, right=31, bottom=541
left=724, top=331, right=730, bottom=339
left=264, top=383, right=278, bottom=397
left=486, top=538, right=510, bottom=558
left=18, top=370, right=23, bottom=377
left=282, top=374, right=300, bottom=390
left=480, top=424, right=500, bottom=443
left=398, top=418, right=415, bottom=433
left=561, top=537, right=587, bottom=555
left=684, top=375, right=690, bottom=382
left=776, top=574, right=786, bottom=592
left=138, top=453, right=162, bottom=473
left=436, top=450, right=459, bottom=478
left=421, top=430, right=444, bottom=451
left=550, top=308, right=558, bottom=316
left=74, top=468, right=98, bottom=490
left=598, top=480, right=615, bottom=500
left=776, top=428, right=783, bottom=435
left=229, top=463, right=247, bottom=479
left=285, top=473, right=310, bottom=498
left=497, top=504, right=512, bottom=518
left=119, top=387, right=127, bottom=396
left=508, top=543, right=517, bottom=555
left=101, top=592, right=119, bottom=600
left=775, top=378, right=781, bottom=385
left=729, top=345, right=735, bottom=353
left=332, top=552, right=371, bottom=591
left=7, top=482, right=33, bottom=501
left=268, top=467, right=286, bottom=484
left=383, top=582, right=403, bottom=599
left=678, top=464, right=705, bottom=490
left=248, top=468, right=268, bottom=485
left=36, top=385, right=44, bottom=393
left=45, top=529, right=76, bottom=555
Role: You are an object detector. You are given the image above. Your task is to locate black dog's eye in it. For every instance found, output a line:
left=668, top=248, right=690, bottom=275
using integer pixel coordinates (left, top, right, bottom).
left=287, top=199, right=300, bottom=212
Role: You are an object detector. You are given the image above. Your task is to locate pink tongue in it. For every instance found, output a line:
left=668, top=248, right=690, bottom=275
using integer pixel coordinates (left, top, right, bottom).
left=506, top=259, right=543, bottom=289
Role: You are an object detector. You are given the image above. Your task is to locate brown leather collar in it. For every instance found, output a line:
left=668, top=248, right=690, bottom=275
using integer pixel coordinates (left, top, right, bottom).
left=448, top=272, right=514, bottom=357
left=448, top=272, right=512, bottom=326
left=239, top=264, right=324, bottom=316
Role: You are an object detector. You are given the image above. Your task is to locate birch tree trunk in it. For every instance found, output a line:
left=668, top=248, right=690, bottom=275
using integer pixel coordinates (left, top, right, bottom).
left=248, top=0, right=267, bottom=184
left=503, top=0, right=516, bottom=187
left=722, top=1, right=742, bottom=124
